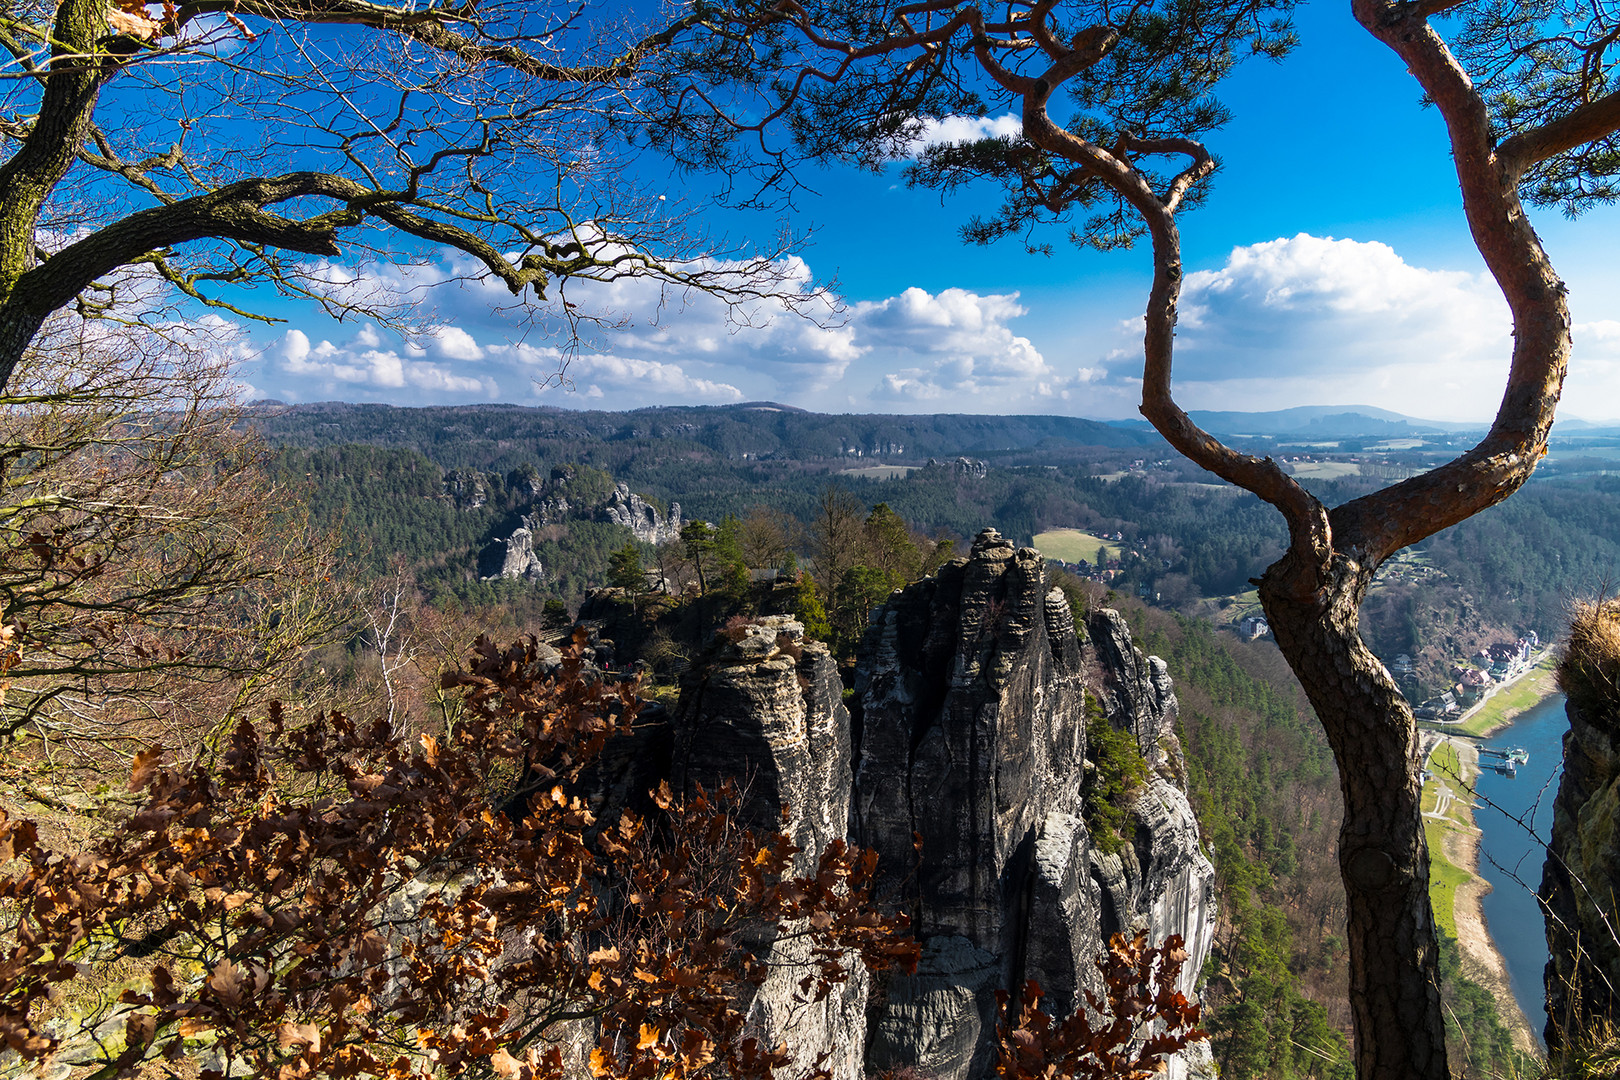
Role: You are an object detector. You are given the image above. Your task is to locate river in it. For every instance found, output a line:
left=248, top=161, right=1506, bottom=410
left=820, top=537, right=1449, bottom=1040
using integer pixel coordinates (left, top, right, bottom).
left=1472, top=691, right=1569, bottom=1045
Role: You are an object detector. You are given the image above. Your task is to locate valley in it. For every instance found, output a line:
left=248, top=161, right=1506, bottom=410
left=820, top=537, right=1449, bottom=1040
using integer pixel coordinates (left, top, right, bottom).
left=241, top=401, right=1616, bottom=1080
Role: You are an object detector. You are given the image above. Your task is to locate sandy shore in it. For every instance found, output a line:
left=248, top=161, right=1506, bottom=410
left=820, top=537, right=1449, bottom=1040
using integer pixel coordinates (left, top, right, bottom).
left=1441, top=738, right=1541, bottom=1054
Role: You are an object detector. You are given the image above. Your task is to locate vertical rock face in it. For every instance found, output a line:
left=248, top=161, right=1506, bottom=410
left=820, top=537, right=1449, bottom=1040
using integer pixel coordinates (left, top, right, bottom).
left=669, top=616, right=866, bottom=1080
left=653, top=533, right=1216, bottom=1080
left=848, top=530, right=1215, bottom=1080
left=598, top=482, right=683, bottom=544
left=442, top=469, right=488, bottom=510
left=1542, top=697, right=1620, bottom=1046
left=481, top=526, right=544, bottom=581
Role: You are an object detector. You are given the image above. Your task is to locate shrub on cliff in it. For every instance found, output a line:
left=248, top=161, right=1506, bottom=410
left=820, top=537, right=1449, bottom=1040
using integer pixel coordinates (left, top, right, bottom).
left=1081, top=696, right=1149, bottom=858
left=1558, top=598, right=1620, bottom=718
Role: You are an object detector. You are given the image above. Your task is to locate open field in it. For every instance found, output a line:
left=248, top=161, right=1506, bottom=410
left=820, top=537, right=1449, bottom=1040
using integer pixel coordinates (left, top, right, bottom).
left=838, top=465, right=919, bottom=480
left=1032, top=529, right=1113, bottom=564
left=1286, top=461, right=1362, bottom=479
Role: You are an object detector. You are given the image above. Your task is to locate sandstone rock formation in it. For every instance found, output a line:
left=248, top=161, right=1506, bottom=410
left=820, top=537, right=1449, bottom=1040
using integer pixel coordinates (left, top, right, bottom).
left=598, top=482, right=682, bottom=544
left=668, top=616, right=868, bottom=1079
left=647, top=530, right=1216, bottom=1080
left=481, top=526, right=544, bottom=581
left=852, top=530, right=1214, bottom=1080
left=1542, top=695, right=1620, bottom=1046
left=469, top=467, right=680, bottom=583
left=442, top=469, right=488, bottom=510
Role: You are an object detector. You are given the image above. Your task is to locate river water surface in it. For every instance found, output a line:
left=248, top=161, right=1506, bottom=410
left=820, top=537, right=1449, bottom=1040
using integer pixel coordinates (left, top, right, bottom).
left=1472, top=691, right=1569, bottom=1045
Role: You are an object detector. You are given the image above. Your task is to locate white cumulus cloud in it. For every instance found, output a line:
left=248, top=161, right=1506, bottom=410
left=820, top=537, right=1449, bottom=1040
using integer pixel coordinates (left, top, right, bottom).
left=276, top=326, right=494, bottom=398
left=852, top=287, right=1058, bottom=402
left=903, top=114, right=1023, bottom=155
left=251, top=248, right=1111, bottom=412
left=1162, top=234, right=1516, bottom=420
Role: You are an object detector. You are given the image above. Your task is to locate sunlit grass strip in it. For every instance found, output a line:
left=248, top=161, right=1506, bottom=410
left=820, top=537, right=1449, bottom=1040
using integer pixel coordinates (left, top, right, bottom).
left=1426, top=817, right=1471, bottom=939
left=1031, top=529, right=1112, bottom=564
left=1423, top=738, right=1479, bottom=939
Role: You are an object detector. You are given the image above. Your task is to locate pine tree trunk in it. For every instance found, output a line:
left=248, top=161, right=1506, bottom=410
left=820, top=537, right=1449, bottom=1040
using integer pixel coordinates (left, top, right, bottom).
left=1260, top=554, right=1448, bottom=1080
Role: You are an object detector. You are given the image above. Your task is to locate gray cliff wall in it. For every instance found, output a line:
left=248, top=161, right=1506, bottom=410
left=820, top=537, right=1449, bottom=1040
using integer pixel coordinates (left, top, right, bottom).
left=482, top=526, right=544, bottom=582
left=850, top=530, right=1214, bottom=1080
left=669, top=616, right=867, bottom=1080
left=599, top=482, right=683, bottom=544
left=1542, top=696, right=1620, bottom=1047
left=659, top=531, right=1216, bottom=1080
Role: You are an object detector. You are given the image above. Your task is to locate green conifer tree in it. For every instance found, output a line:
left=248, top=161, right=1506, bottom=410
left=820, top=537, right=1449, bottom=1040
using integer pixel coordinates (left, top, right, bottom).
left=793, top=572, right=831, bottom=643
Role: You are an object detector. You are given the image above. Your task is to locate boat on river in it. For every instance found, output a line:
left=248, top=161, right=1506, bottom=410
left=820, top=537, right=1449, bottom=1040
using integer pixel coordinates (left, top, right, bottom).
left=1480, top=745, right=1529, bottom=775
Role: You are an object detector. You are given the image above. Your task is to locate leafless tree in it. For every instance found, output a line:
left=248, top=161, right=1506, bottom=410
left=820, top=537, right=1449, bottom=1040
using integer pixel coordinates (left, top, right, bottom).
left=0, top=321, right=346, bottom=801
left=0, top=0, right=823, bottom=393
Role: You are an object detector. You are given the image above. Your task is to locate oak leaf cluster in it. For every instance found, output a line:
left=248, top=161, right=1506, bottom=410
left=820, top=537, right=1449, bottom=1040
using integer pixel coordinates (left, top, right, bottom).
left=0, top=631, right=915, bottom=1080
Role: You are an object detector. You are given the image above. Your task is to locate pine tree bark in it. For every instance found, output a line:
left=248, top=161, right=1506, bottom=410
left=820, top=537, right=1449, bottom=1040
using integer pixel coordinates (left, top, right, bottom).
left=1260, top=554, right=1447, bottom=1080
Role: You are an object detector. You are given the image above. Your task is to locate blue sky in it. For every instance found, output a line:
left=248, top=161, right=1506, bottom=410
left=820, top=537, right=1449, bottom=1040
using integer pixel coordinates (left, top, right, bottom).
left=236, top=0, right=1620, bottom=422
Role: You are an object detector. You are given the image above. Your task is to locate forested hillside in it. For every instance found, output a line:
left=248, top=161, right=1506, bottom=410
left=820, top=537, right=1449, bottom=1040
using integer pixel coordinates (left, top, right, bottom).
left=256, top=403, right=1620, bottom=647
left=1130, top=604, right=1529, bottom=1080
left=247, top=401, right=1606, bottom=1079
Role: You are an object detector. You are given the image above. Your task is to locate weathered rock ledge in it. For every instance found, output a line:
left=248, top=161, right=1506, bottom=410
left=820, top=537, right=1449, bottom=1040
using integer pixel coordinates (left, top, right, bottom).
left=1543, top=695, right=1620, bottom=1047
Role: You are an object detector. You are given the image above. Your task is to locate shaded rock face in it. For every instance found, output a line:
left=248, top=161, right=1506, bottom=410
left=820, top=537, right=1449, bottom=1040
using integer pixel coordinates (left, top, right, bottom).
left=850, top=530, right=1215, bottom=1080
left=599, top=482, right=683, bottom=545
left=632, top=532, right=1216, bottom=1080
left=669, top=616, right=866, bottom=1080
left=481, top=527, right=544, bottom=581
left=442, top=469, right=488, bottom=510
left=1542, top=697, right=1620, bottom=1047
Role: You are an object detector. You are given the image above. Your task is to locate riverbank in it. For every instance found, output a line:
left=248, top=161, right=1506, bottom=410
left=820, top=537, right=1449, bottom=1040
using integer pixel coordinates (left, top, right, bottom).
left=1422, top=734, right=1542, bottom=1055
left=1421, top=651, right=1565, bottom=1056
left=1416, top=651, right=1564, bottom=1056
left=1433, top=651, right=1560, bottom=737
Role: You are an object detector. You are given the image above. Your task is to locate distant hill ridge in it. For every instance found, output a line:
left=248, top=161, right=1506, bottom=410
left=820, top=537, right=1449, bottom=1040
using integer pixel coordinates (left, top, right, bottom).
left=246, top=401, right=1165, bottom=462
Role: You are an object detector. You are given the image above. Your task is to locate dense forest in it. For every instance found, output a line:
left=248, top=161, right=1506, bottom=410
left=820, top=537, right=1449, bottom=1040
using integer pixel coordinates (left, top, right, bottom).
left=244, top=402, right=1609, bottom=1080
left=256, top=404, right=1620, bottom=647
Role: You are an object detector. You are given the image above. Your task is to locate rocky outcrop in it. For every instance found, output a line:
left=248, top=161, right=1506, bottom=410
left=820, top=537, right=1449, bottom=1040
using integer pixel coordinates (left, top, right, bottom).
left=465, top=465, right=681, bottom=582
left=481, top=526, right=544, bottom=581
left=669, top=616, right=866, bottom=1079
left=612, top=531, right=1216, bottom=1080
left=1542, top=696, right=1620, bottom=1046
left=598, top=482, right=682, bottom=544
left=926, top=457, right=990, bottom=478
left=849, top=529, right=1215, bottom=1080
left=443, top=469, right=488, bottom=510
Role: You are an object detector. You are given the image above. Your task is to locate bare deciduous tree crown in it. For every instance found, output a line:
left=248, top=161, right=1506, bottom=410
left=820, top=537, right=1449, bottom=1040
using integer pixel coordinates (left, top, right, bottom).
left=0, top=0, right=826, bottom=394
